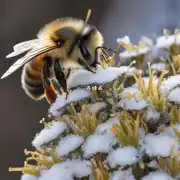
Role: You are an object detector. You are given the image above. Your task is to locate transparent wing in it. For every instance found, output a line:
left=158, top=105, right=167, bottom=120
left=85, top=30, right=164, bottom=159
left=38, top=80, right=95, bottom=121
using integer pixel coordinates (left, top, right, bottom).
left=1, top=46, right=56, bottom=79
left=6, top=39, right=40, bottom=58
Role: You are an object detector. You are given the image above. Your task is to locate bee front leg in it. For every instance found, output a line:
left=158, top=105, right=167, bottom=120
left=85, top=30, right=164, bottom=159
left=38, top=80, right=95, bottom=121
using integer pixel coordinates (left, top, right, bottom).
left=54, top=58, right=69, bottom=99
left=42, top=56, right=57, bottom=104
left=90, top=46, right=102, bottom=67
left=66, top=68, right=71, bottom=79
left=78, top=58, right=96, bottom=73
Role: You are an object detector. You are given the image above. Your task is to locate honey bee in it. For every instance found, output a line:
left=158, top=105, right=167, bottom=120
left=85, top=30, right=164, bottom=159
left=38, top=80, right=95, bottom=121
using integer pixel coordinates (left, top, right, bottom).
left=1, top=10, right=105, bottom=104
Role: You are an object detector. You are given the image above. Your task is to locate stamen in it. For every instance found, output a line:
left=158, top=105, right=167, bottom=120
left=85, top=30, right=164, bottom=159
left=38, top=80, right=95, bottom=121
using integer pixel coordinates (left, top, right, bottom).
left=50, top=151, right=61, bottom=163
left=174, top=28, right=179, bottom=43
left=24, top=149, right=42, bottom=157
left=130, top=60, right=136, bottom=67
left=138, top=40, right=146, bottom=49
left=9, top=165, right=40, bottom=176
left=139, top=162, right=145, bottom=169
left=39, top=118, right=50, bottom=128
left=9, top=167, right=24, bottom=172
left=163, top=29, right=169, bottom=40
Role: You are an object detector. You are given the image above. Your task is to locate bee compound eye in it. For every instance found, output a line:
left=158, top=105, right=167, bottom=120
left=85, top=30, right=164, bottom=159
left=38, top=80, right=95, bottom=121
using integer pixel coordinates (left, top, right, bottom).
left=56, top=39, right=65, bottom=47
left=79, top=43, right=91, bottom=61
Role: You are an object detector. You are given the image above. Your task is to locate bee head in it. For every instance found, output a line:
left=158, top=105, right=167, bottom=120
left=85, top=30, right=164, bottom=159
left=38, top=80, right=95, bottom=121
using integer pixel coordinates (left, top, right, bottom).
left=38, top=18, right=104, bottom=66
left=75, top=24, right=104, bottom=66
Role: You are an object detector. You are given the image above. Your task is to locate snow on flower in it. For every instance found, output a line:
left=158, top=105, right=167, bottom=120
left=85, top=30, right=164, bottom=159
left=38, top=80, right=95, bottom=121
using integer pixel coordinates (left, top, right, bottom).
left=49, top=88, right=91, bottom=116
left=155, top=33, right=180, bottom=49
left=146, top=106, right=160, bottom=123
left=116, top=87, right=148, bottom=110
left=20, top=174, right=38, bottom=180
left=119, top=47, right=150, bottom=59
left=110, top=168, right=135, bottom=180
left=82, top=133, right=115, bottom=158
left=89, top=102, right=107, bottom=114
left=107, top=146, right=139, bottom=167
left=160, top=124, right=180, bottom=138
left=168, top=87, right=180, bottom=104
left=67, top=66, right=137, bottom=89
left=39, top=163, right=72, bottom=180
left=151, top=63, right=168, bottom=72
left=39, top=159, right=91, bottom=180
left=116, top=36, right=131, bottom=44
left=140, top=36, right=154, bottom=47
left=56, top=134, right=84, bottom=156
left=160, top=74, right=180, bottom=95
left=142, top=171, right=175, bottom=180
left=95, top=116, right=120, bottom=134
left=68, top=159, right=91, bottom=178
left=32, top=121, right=67, bottom=149
left=144, top=134, right=179, bottom=157
left=147, top=160, right=158, bottom=168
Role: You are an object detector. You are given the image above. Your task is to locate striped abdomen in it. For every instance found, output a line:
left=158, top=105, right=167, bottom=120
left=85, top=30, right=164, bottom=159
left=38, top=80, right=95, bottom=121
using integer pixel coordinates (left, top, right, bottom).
left=21, top=57, right=44, bottom=101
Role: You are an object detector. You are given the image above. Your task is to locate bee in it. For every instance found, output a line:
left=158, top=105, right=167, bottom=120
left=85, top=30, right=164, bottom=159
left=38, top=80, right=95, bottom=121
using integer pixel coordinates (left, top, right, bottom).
left=1, top=10, right=105, bottom=104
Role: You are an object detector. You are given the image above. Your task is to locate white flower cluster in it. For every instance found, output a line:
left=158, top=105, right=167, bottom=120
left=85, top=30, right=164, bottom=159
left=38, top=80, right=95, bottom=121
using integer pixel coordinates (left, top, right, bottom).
left=18, top=33, right=180, bottom=180
left=28, top=64, right=180, bottom=179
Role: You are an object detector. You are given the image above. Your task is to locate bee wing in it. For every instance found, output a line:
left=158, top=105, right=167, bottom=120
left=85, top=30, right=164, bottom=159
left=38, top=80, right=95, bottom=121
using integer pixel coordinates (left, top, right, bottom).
left=1, top=46, right=56, bottom=79
left=6, top=39, right=40, bottom=58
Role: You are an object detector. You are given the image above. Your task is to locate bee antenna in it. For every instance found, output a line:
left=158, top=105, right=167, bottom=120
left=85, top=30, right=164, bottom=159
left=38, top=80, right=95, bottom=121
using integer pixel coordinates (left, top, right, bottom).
left=95, top=46, right=117, bottom=53
left=68, top=9, right=92, bottom=56
left=85, top=9, right=92, bottom=23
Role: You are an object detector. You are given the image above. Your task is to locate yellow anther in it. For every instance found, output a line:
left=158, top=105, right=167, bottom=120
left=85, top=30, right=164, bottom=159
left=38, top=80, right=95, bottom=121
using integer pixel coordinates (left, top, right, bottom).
left=9, top=167, right=24, bottom=172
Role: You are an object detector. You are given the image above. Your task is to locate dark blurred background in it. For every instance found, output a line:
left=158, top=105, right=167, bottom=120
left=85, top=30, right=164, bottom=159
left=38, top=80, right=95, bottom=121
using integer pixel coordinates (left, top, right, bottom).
left=0, top=0, right=179, bottom=179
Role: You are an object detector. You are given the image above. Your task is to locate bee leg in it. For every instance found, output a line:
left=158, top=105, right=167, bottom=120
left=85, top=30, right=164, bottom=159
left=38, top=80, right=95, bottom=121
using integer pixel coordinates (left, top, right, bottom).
left=54, top=58, right=69, bottom=100
left=78, top=58, right=96, bottom=73
left=67, top=68, right=71, bottom=79
left=90, top=47, right=101, bottom=67
left=43, top=57, right=57, bottom=104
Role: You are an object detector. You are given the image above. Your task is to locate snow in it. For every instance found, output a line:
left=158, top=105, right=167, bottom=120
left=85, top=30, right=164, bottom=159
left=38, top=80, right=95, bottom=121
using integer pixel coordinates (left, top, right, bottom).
left=151, top=63, right=167, bottom=72
left=144, top=134, right=179, bottom=157
left=142, top=171, right=175, bottom=180
left=147, top=160, right=158, bottom=168
left=82, top=133, right=115, bottom=158
left=161, top=74, right=180, bottom=95
left=49, top=88, right=91, bottom=116
left=89, top=102, right=107, bottom=114
left=32, top=121, right=67, bottom=149
left=107, top=146, right=138, bottom=167
left=39, top=159, right=91, bottom=180
left=168, top=87, right=180, bottom=103
left=141, top=36, right=154, bottom=47
left=95, top=117, right=120, bottom=134
left=146, top=107, right=160, bottom=123
left=68, top=159, right=91, bottom=178
left=56, top=134, right=84, bottom=156
left=160, top=124, right=180, bottom=138
left=110, top=168, right=135, bottom=180
left=119, top=47, right=150, bottom=59
left=156, top=33, right=180, bottom=49
left=67, top=66, right=137, bottom=89
left=117, top=87, right=148, bottom=110
left=116, top=36, right=131, bottom=44
left=39, top=163, right=73, bottom=180
left=20, top=174, right=38, bottom=180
